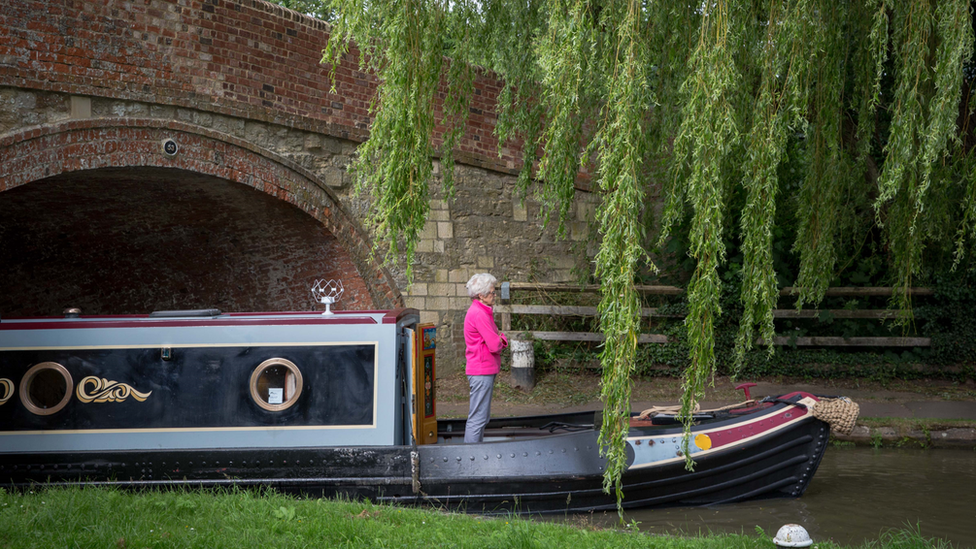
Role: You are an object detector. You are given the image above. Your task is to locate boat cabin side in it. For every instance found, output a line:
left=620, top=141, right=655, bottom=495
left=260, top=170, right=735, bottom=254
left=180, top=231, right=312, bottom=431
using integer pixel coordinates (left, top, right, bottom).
left=0, top=308, right=429, bottom=453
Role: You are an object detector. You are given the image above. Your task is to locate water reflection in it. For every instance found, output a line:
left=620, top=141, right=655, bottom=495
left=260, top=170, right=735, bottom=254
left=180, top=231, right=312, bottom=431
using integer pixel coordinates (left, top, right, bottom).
left=560, top=447, right=976, bottom=548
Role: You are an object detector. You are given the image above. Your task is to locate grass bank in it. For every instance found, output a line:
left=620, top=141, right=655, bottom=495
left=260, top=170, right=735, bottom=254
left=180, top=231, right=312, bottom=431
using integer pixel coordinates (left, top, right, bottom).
left=0, top=487, right=956, bottom=548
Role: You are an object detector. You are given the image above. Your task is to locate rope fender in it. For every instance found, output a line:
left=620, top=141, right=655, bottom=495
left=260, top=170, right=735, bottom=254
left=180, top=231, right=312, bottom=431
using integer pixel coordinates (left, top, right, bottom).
left=811, top=397, right=860, bottom=435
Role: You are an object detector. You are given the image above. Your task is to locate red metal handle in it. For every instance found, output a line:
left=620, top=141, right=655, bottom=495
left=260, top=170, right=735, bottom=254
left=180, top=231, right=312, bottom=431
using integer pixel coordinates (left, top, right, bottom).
left=735, top=382, right=757, bottom=400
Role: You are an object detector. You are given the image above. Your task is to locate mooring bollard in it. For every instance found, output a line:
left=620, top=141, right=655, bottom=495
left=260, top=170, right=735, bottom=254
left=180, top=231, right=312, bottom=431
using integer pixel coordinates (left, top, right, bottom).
left=509, top=338, right=535, bottom=391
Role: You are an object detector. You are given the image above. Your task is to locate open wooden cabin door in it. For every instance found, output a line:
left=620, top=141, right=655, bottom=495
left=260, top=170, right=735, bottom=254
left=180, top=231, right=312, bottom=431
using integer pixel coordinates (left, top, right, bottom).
left=411, top=324, right=437, bottom=445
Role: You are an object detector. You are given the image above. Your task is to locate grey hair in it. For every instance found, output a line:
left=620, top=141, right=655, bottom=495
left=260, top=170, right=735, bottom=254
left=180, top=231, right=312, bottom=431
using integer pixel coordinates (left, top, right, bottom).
left=465, top=273, right=497, bottom=298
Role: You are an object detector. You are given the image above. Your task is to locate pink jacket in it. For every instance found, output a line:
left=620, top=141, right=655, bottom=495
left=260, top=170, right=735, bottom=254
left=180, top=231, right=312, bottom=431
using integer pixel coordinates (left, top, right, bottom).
left=464, top=299, right=508, bottom=375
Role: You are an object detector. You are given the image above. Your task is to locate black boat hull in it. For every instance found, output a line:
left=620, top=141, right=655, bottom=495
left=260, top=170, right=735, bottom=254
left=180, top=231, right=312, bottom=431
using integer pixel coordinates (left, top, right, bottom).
left=413, top=413, right=828, bottom=513
left=1, top=412, right=828, bottom=514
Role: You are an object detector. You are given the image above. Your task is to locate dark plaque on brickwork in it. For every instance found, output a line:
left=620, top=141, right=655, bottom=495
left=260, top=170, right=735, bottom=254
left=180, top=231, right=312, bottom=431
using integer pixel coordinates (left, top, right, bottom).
left=161, top=139, right=178, bottom=156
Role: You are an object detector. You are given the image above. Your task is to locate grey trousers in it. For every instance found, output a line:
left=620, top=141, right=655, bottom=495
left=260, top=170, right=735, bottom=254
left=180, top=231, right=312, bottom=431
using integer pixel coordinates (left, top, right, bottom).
left=464, top=374, right=496, bottom=443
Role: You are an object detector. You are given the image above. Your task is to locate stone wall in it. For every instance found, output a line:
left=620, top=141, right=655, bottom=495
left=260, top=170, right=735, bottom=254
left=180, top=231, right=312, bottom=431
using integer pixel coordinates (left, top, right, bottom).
left=406, top=165, right=599, bottom=370
left=0, top=0, right=599, bottom=374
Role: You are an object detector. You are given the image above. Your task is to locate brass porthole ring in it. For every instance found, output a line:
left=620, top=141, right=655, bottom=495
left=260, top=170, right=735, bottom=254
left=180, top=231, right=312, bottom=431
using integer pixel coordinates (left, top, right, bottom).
left=20, top=362, right=73, bottom=416
left=249, top=358, right=303, bottom=412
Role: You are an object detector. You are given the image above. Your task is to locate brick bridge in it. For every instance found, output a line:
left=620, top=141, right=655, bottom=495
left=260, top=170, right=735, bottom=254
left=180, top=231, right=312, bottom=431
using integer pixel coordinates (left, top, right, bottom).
left=0, top=0, right=596, bottom=373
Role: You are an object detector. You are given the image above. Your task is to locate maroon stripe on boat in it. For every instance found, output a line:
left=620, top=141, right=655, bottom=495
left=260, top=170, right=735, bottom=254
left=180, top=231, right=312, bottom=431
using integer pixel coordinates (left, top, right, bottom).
left=3, top=311, right=383, bottom=321
left=222, top=311, right=381, bottom=316
left=0, top=318, right=376, bottom=331
left=706, top=406, right=809, bottom=450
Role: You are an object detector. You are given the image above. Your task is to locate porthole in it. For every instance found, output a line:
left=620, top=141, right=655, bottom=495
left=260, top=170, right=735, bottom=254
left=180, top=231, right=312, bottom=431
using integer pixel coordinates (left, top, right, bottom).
left=249, top=358, right=303, bottom=412
left=20, top=362, right=73, bottom=416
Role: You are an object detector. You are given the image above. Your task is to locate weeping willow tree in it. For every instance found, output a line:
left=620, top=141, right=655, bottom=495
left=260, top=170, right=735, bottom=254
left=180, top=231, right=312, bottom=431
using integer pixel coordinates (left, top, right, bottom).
left=310, top=0, right=976, bottom=507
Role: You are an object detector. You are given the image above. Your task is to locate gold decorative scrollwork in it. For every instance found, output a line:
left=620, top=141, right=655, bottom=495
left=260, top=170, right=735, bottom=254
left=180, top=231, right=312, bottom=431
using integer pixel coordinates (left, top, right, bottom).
left=0, top=379, right=13, bottom=405
left=76, top=376, right=152, bottom=403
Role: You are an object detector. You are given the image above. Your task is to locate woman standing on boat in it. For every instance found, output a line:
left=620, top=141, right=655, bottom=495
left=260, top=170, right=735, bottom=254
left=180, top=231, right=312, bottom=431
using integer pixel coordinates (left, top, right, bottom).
left=463, top=273, right=508, bottom=443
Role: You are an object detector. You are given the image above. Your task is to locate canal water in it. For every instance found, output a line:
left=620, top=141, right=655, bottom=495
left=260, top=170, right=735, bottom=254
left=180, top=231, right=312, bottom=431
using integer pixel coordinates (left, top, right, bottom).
left=578, top=447, right=976, bottom=547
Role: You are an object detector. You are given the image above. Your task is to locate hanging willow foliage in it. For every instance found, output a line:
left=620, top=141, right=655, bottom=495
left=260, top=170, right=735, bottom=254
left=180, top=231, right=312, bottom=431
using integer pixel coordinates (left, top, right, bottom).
left=735, top=0, right=797, bottom=369
left=322, top=0, right=475, bottom=278
left=659, top=0, right=741, bottom=466
left=477, top=0, right=546, bottom=198
left=793, top=0, right=851, bottom=310
left=309, top=0, right=976, bottom=509
left=591, top=0, right=652, bottom=505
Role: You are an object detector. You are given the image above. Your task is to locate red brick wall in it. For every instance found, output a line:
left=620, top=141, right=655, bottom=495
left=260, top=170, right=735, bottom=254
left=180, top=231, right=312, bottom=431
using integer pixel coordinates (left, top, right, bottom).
left=0, top=166, right=375, bottom=316
left=0, top=0, right=518, bottom=174
left=0, top=118, right=401, bottom=310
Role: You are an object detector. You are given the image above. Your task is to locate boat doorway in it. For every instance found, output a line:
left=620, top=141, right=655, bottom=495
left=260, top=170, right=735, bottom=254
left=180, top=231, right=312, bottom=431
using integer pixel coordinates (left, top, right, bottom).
left=410, top=324, right=438, bottom=445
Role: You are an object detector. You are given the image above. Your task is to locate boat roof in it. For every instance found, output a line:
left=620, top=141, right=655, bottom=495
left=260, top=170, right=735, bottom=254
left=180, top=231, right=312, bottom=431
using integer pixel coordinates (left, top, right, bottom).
left=0, top=309, right=419, bottom=331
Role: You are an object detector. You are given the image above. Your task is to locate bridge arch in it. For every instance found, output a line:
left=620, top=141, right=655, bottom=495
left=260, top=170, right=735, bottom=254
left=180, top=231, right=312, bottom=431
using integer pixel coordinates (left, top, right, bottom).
left=0, top=118, right=400, bottom=315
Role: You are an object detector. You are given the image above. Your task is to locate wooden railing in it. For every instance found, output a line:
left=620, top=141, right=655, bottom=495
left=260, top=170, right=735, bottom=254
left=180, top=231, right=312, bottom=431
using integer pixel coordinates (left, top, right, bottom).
left=496, top=283, right=933, bottom=348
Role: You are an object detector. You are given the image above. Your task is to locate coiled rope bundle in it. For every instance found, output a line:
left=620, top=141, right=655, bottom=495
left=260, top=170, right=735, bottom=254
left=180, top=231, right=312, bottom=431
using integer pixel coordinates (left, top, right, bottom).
left=811, top=397, right=859, bottom=435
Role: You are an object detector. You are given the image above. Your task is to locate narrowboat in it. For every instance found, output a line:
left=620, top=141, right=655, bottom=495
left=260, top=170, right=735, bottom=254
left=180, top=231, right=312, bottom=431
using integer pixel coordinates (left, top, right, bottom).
left=0, top=305, right=844, bottom=513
